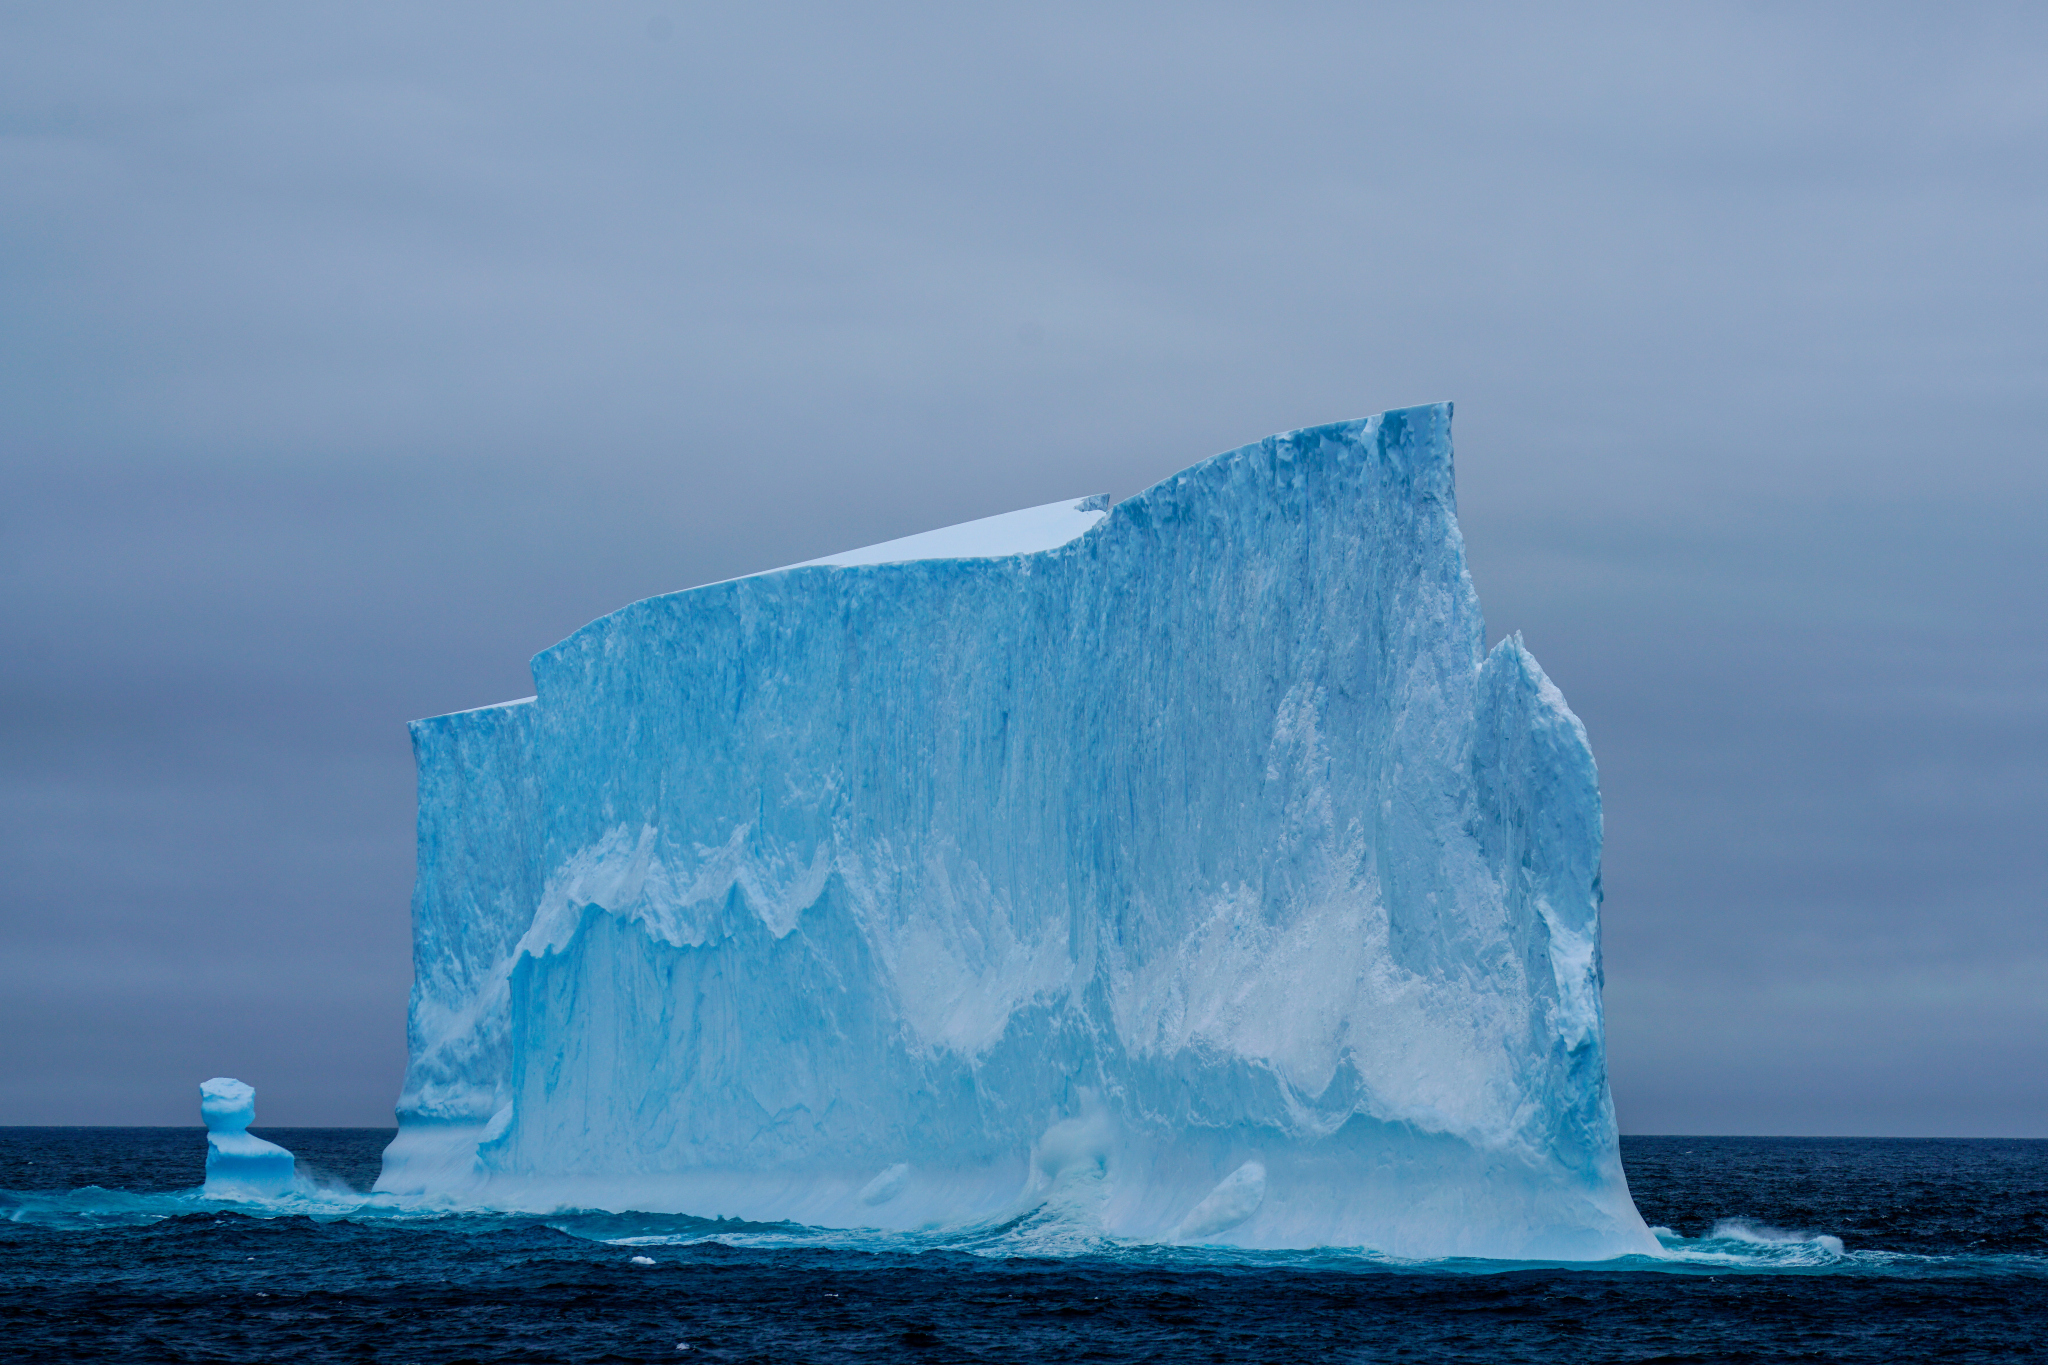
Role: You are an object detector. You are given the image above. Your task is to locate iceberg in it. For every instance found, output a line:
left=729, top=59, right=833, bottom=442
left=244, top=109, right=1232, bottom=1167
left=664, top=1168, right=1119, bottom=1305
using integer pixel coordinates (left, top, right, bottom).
left=200, top=1078, right=296, bottom=1197
left=375, top=404, right=1656, bottom=1259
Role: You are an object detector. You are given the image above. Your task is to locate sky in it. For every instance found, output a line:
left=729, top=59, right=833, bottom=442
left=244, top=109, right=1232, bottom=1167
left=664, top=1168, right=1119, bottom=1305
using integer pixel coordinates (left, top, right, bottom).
left=2, top=2, right=2044, bottom=1134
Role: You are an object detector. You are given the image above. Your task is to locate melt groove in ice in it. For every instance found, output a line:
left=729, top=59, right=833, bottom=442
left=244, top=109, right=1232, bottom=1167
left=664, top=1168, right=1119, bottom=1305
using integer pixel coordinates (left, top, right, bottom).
left=376, top=404, right=1656, bottom=1259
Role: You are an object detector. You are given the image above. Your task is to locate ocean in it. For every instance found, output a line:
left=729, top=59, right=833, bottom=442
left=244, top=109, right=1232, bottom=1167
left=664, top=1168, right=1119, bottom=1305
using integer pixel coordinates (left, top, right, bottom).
left=2, top=1130, right=2042, bottom=1362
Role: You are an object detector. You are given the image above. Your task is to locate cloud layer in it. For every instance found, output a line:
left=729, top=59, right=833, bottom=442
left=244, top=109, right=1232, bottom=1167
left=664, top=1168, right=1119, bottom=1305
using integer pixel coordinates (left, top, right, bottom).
left=3, top=2, right=2043, bottom=1130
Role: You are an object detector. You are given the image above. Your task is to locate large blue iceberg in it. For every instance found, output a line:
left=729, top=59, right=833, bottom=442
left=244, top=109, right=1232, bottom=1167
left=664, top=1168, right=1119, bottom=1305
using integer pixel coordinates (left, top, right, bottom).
left=375, top=404, right=1655, bottom=1259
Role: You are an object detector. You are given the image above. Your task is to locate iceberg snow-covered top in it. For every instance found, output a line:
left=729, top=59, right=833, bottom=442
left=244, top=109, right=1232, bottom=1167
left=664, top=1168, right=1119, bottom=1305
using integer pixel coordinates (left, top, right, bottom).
left=486, top=494, right=1115, bottom=684
left=769, top=494, right=1111, bottom=573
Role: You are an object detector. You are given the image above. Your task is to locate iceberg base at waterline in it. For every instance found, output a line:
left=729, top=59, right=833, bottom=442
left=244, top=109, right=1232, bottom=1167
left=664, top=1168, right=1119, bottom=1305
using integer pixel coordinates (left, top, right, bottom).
left=200, top=1078, right=297, bottom=1198
left=375, top=405, right=1658, bottom=1260
left=386, top=1110, right=1647, bottom=1261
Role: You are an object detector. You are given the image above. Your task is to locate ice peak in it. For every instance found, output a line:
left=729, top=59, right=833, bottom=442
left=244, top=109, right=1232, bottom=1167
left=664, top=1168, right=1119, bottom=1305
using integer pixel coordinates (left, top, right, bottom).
left=199, top=1077, right=256, bottom=1133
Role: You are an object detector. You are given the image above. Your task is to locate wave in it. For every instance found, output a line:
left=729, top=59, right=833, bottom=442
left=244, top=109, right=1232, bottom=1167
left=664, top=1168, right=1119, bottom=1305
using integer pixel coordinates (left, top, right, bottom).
left=4, top=1183, right=2042, bottom=1280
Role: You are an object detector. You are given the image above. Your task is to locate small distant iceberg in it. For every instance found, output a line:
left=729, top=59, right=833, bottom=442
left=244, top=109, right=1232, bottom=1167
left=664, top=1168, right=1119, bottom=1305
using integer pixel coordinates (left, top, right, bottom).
left=200, top=1078, right=296, bottom=1197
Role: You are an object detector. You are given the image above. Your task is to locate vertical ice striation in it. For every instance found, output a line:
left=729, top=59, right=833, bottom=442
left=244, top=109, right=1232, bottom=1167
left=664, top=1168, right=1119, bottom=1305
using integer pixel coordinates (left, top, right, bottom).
left=200, top=1078, right=296, bottom=1197
left=375, top=405, right=1655, bottom=1259
left=375, top=696, right=541, bottom=1191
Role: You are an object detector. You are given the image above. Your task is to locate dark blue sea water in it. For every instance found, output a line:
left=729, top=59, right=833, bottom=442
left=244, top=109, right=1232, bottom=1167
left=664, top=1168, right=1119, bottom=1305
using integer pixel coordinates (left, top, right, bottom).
left=2, top=1131, right=2042, bottom=1363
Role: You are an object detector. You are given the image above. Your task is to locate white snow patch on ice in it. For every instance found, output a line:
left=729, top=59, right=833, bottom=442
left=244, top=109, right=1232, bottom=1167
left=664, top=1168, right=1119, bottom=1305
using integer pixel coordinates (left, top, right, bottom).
left=770, top=496, right=1108, bottom=572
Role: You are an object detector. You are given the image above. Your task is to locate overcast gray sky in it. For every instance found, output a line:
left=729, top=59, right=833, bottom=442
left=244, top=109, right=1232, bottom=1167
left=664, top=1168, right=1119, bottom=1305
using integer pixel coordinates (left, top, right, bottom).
left=3, top=2, right=2043, bottom=1133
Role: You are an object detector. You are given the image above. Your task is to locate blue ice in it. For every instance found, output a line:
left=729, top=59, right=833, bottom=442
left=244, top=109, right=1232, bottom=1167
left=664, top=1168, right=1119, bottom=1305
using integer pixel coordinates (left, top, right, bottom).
left=374, top=405, right=1655, bottom=1259
left=201, top=1078, right=296, bottom=1197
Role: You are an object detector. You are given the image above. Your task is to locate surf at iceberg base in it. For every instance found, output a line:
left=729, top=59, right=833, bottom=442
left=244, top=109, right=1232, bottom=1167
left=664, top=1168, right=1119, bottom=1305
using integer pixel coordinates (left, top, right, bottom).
left=374, top=403, right=1658, bottom=1260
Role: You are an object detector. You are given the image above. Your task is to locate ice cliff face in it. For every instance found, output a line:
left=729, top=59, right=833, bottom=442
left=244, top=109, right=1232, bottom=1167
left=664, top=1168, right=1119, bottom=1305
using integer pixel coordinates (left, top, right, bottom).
left=376, top=404, right=1655, bottom=1259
